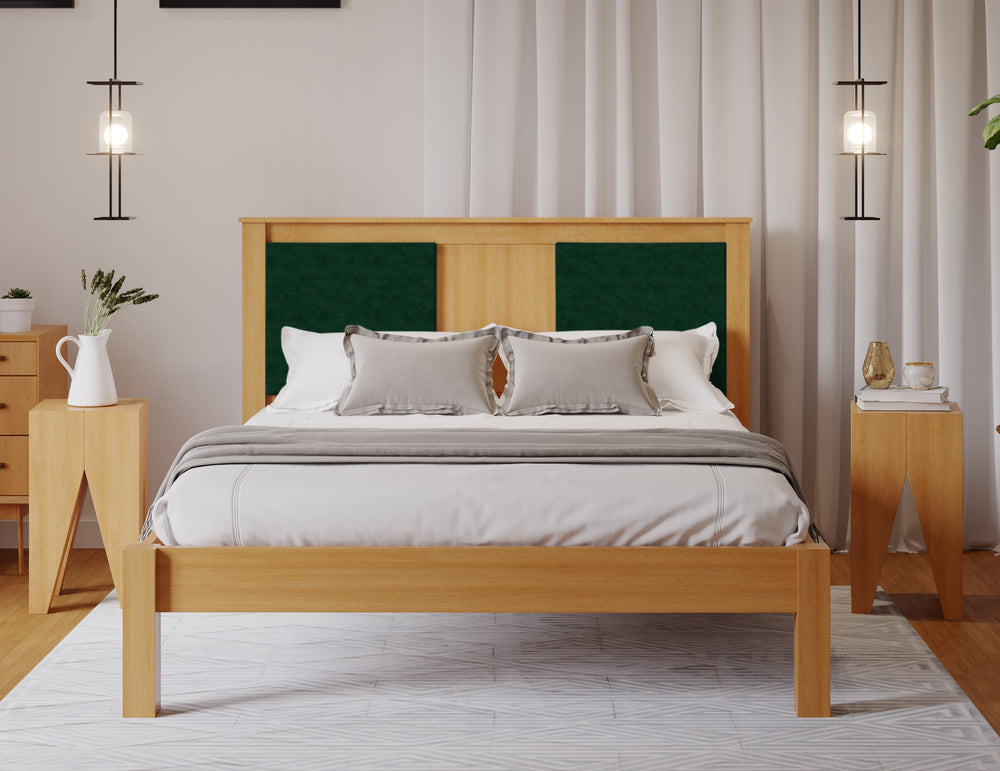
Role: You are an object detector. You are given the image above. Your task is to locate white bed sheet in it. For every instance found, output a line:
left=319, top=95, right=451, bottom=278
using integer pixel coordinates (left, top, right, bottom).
left=150, top=409, right=811, bottom=548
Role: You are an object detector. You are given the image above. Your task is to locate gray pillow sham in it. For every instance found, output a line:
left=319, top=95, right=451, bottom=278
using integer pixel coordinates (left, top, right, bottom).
left=498, top=326, right=660, bottom=416
left=337, top=326, right=500, bottom=415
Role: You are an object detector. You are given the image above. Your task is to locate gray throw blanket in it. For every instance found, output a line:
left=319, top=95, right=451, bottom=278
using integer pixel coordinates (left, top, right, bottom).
left=147, top=423, right=808, bottom=517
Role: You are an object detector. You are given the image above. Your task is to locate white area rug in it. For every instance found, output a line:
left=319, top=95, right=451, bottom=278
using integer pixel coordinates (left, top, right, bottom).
left=1, top=587, right=998, bottom=770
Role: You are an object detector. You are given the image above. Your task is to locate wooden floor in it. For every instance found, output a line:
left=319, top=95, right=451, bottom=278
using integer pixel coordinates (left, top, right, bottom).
left=1, top=548, right=999, bottom=734
left=0, top=548, right=114, bottom=703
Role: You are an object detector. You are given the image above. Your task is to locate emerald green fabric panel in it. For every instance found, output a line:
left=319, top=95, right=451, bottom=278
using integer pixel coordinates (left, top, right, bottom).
left=265, top=242, right=437, bottom=394
left=555, top=242, right=728, bottom=392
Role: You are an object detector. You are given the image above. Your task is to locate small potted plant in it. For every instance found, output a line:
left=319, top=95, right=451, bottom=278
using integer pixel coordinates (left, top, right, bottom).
left=0, top=288, right=34, bottom=334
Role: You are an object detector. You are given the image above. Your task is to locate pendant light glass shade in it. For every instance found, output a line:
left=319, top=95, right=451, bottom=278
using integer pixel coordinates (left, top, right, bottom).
left=99, top=110, right=133, bottom=154
left=843, top=110, right=876, bottom=154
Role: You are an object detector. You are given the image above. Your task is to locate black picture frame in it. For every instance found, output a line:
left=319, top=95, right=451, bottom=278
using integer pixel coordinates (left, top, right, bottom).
left=160, top=1, right=339, bottom=7
left=0, top=1, right=73, bottom=7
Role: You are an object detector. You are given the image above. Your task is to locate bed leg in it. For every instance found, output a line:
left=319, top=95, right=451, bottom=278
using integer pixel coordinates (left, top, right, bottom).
left=123, top=542, right=160, bottom=718
left=794, top=542, right=830, bottom=717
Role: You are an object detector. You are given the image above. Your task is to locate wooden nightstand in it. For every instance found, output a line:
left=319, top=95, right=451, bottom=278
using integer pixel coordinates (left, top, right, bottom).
left=0, top=325, right=68, bottom=574
left=28, top=398, right=148, bottom=614
left=850, top=402, right=963, bottom=619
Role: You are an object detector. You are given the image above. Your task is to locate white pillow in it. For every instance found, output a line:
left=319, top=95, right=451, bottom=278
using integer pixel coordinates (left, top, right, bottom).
left=544, top=323, right=719, bottom=374
left=647, top=326, right=733, bottom=413
left=270, top=327, right=351, bottom=412
left=269, top=327, right=462, bottom=413
left=498, top=327, right=660, bottom=416
left=529, top=323, right=731, bottom=413
left=680, top=322, right=721, bottom=377
left=337, top=326, right=500, bottom=416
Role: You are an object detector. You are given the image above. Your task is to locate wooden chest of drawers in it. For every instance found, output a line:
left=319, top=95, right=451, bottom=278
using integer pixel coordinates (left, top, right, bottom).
left=0, top=325, right=68, bottom=571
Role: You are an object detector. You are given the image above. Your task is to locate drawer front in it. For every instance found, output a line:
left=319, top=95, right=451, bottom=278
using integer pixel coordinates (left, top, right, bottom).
left=0, top=342, right=37, bottom=376
left=0, top=377, right=37, bottom=435
left=0, top=437, right=28, bottom=496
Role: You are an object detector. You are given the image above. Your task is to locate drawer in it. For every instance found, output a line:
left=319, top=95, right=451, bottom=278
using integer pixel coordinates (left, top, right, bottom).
left=0, top=342, right=37, bottom=376
left=0, top=436, right=28, bottom=496
left=0, top=377, right=36, bottom=435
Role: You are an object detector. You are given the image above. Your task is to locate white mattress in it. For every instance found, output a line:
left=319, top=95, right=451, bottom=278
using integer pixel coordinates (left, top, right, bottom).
left=150, top=409, right=811, bottom=548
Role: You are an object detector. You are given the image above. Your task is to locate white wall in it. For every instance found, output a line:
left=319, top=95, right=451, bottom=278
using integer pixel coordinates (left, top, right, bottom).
left=1, top=0, right=425, bottom=546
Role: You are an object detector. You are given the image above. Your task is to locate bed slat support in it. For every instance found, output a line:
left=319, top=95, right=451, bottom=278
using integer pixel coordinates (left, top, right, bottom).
left=123, top=540, right=160, bottom=718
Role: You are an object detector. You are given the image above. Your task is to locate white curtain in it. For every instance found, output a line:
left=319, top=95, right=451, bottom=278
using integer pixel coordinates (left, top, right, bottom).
left=422, top=0, right=1000, bottom=551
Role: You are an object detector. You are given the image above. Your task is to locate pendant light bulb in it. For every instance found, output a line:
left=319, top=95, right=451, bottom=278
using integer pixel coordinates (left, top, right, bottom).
left=99, top=110, right=133, bottom=154
left=843, top=110, right=877, bottom=154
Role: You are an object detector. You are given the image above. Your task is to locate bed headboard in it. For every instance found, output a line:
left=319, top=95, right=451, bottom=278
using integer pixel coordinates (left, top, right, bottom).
left=240, top=217, right=751, bottom=425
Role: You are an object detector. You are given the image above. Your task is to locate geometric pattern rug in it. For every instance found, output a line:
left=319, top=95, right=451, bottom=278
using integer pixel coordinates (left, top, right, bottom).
left=1, top=587, right=998, bottom=770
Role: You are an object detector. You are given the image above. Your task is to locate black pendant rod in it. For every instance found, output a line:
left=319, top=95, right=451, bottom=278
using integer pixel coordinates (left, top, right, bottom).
left=117, top=79, right=122, bottom=218
left=855, top=1, right=861, bottom=221
left=857, top=0, right=862, bottom=81
left=113, top=0, right=118, bottom=80
left=860, top=75, right=867, bottom=217
left=108, top=83, right=113, bottom=218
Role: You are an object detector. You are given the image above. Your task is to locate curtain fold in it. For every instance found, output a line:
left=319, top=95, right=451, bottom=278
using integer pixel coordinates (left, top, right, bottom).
left=655, top=0, right=701, bottom=217
left=422, top=0, right=1000, bottom=550
left=468, top=0, right=526, bottom=216
left=422, top=0, right=474, bottom=216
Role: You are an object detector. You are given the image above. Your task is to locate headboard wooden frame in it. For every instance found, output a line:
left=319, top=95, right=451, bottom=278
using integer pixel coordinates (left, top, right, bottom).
left=240, top=217, right=752, bottom=425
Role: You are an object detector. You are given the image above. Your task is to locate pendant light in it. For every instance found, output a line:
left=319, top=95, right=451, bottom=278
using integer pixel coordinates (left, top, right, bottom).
left=836, top=0, right=885, bottom=221
left=87, top=0, right=141, bottom=221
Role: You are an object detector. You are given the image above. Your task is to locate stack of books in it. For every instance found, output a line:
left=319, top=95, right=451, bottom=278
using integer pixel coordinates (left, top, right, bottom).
left=855, top=385, right=951, bottom=411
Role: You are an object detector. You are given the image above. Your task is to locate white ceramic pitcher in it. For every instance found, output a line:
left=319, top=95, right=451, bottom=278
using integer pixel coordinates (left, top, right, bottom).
left=56, top=329, right=118, bottom=407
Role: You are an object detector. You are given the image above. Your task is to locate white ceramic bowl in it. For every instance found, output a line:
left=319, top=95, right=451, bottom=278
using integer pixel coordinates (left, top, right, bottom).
left=903, top=361, right=936, bottom=390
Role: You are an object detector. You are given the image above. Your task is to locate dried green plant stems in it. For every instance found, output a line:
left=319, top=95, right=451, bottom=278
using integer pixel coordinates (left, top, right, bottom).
left=80, top=269, right=158, bottom=336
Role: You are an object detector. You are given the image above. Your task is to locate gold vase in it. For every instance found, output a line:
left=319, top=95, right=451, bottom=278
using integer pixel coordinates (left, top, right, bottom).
left=862, top=341, right=895, bottom=389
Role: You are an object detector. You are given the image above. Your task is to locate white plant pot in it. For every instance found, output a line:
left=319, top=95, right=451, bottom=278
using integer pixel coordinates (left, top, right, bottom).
left=0, top=298, right=34, bottom=334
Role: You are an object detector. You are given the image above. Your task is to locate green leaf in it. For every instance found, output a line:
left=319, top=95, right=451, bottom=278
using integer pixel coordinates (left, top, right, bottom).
left=985, top=114, right=1000, bottom=151
left=969, top=94, right=1000, bottom=117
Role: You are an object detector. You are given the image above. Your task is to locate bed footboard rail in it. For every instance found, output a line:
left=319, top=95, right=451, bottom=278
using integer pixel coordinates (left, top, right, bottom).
left=122, top=541, right=830, bottom=718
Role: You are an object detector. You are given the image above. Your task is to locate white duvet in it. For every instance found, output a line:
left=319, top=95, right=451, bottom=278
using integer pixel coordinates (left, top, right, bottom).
left=150, top=409, right=811, bottom=548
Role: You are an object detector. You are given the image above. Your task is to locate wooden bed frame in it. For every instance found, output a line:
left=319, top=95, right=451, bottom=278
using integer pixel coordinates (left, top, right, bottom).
left=122, top=218, right=830, bottom=718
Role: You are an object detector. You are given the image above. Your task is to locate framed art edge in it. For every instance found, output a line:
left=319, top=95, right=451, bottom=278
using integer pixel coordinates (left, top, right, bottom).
left=0, top=1, right=74, bottom=8
left=159, top=1, right=339, bottom=7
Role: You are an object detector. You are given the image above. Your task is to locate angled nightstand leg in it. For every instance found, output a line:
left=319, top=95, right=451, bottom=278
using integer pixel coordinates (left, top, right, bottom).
left=16, top=503, right=25, bottom=575
left=86, top=405, right=149, bottom=605
left=908, top=411, right=964, bottom=619
left=851, top=410, right=907, bottom=614
left=54, top=496, right=85, bottom=595
left=28, top=408, right=86, bottom=615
